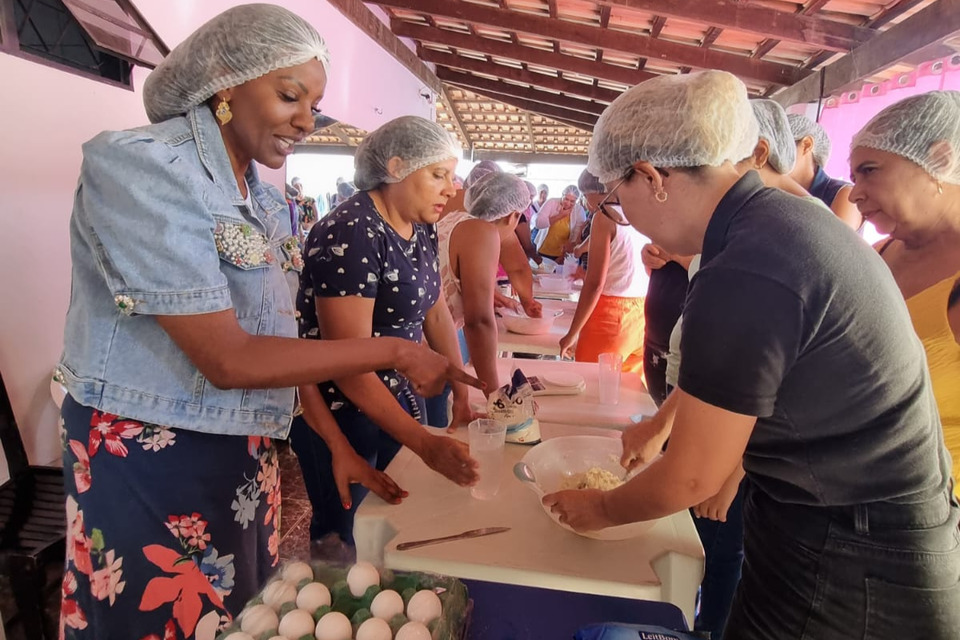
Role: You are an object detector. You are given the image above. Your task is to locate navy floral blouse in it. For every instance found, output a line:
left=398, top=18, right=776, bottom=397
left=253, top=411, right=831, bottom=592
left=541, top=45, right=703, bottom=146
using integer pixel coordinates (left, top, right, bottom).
left=297, top=192, right=441, bottom=411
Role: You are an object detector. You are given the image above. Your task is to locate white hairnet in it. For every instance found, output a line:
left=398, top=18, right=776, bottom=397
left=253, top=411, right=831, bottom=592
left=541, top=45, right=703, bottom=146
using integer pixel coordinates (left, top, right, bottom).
left=751, top=100, right=796, bottom=175
left=561, top=185, right=581, bottom=198
left=143, top=4, right=330, bottom=124
left=851, top=91, right=960, bottom=185
left=588, top=71, right=758, bottom=183
left=523, top=180, right=538, bottom=198
left=464, top=173, right=532, bottom=221
left=787, top=114, right=832, bottom=168
left=464, top=160, right=501, bottom=189
left=353, top=116, right=462, bottom=191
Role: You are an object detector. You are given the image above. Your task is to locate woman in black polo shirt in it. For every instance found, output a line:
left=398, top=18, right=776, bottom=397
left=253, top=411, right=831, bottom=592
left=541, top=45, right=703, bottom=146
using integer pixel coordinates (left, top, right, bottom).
left=544, top=70, right=959, bottom=639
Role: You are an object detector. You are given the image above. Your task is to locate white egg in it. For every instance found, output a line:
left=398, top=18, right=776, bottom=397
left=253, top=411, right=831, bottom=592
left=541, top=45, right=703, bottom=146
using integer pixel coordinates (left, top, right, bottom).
left=395, top=620, right=432, bottom=640
left=282, top=561, right=315, bottom=585
left=346, top=561, right=381, bottom=597
left=279, top=608, right=316, bottom=639
left=370, top=589, right=405, bottom=620
left=356, top=617, right=394, bottom=640
left=223, top=633, right=257, bottom=640
left=239, top=604, right=279, bottom=636
left=406, top=589, right=442, bottom=624
left=262, top=580, right=299, bottom=611
left=314, top=611, right=353, bottom=640
left=296, top=581, right=332, bottom=612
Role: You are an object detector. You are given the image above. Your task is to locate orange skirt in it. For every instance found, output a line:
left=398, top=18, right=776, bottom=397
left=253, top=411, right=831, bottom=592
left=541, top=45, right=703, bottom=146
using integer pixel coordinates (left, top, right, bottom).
left=574, top=294, right=645, bottom=374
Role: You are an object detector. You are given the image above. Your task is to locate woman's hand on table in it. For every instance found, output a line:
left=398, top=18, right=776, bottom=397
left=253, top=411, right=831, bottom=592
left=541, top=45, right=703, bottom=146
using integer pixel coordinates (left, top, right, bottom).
left=559, top=331, right=578, bottom=359
left=417, top=434, right=478, bottom=486
left=542, top=489, right=614, bottom=532
left=396, top=341, right=484, bottom=397
left=331, top=446, right=407, bottom=509
left=620, top=417, right=669, bottom=471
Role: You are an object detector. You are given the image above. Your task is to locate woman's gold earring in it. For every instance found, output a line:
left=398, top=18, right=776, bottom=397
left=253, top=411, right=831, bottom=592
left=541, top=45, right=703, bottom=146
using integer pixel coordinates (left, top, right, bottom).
left=215, top=99, right=233, bottom=125
left=938, top=180, right=944, bottom=195
left=655, top=189, right=668, bottom=203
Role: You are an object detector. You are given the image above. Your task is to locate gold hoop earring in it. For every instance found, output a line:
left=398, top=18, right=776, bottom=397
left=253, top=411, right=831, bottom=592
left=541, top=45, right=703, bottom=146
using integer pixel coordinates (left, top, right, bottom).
left=655, top=189, right=668, bottom=203
left=215, top=99, right=233, bottom=125
left=937, top=180, right=944, bottom=195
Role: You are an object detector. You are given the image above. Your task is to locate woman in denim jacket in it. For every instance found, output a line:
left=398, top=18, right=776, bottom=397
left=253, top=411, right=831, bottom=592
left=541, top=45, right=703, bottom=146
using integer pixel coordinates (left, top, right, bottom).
left=56, top=6, right=477, bottom=638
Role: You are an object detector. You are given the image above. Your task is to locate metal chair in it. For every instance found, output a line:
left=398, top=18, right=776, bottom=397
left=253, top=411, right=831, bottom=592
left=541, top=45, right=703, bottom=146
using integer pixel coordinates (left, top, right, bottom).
left=0, top=372, right=65, bottom=639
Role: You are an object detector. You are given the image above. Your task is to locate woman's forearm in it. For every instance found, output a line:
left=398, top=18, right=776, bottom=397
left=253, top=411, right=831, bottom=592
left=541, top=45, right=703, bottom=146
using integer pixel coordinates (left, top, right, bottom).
left=462, top=315, right=500, bottom=394
left=298, top=384, right=354, bottom=455
left=157, top=311, right=415, bottom=390
left=336, top=374, right=428, bottom=452
left=566, top=276, right=604, bottom=337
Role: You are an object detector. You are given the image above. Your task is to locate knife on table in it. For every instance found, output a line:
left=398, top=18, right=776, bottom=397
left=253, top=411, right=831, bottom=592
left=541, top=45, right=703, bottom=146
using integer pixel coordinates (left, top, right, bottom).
left=395, top=527, right=511, bottom=551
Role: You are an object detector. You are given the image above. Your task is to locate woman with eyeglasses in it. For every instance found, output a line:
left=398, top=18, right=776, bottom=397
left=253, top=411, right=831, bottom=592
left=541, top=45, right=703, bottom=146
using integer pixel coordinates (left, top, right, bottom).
left=558, top=170, right=649, bottom=372
left=544, top=70, right=959, bottom=640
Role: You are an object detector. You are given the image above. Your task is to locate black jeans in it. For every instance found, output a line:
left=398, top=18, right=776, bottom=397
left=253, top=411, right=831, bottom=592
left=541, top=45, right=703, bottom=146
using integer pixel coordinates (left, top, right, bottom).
left=724, top=480, right=960, bottom=640
left=643, top=342, right=670, bottom=408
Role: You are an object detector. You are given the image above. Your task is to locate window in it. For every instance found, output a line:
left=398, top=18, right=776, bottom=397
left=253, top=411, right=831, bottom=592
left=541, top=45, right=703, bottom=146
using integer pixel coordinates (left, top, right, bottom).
left=0, top=0, right=167, bottom=87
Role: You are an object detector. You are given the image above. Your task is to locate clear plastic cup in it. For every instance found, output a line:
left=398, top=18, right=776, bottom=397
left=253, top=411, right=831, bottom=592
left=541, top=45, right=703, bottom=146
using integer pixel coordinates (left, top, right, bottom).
left=598, top=352, right=623, bottom=405
left=468, top=419, right=508, bottom=500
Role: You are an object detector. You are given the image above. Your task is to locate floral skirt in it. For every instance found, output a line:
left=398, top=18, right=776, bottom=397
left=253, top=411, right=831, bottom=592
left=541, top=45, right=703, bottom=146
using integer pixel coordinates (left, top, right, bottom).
left=59, top=394, right=280, bottom=640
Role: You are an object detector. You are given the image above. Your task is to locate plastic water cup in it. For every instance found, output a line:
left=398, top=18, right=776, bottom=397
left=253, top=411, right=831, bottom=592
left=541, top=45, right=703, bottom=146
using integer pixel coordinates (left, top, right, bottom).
left=468, top=419, right=508, bottom=500
left=598, top=353, right=623, bottom=405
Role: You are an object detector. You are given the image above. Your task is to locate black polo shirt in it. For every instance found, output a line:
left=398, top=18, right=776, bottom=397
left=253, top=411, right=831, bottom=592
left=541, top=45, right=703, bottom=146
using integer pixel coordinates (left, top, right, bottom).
left=679, top=172, right=950, bottom=506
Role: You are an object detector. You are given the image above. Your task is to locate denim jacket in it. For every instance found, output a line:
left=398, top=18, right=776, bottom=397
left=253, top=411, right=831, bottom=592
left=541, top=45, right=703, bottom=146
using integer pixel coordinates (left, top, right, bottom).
left=58, top=105, right=301, bottom=438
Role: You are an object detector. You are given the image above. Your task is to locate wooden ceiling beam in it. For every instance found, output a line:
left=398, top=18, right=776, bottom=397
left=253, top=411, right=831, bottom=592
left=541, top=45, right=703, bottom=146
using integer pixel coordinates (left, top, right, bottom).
left=375, top=0, right=804, bottom=85
left=447, top=85, right=598, bottom=129
left=421, top=48, right=622, bottom=103
left=393, top=20, right=652, bottom=88
left=436, top=67, right=607, bottom=115
left=325, top=0, right=442, bottom=93
left=593, top=0, right=872, bottom=51
left=439, top=86, right=472, bottom=151
left=773, top=0, right=960, bottom=106
left=473, top=150, right=588, bottom=164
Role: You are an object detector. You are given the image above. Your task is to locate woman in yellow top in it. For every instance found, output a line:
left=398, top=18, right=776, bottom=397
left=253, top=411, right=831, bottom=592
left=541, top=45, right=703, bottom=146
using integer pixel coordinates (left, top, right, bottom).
left=534, top=185, right=586, bottom=263
left=849, top=90, right=960, bottom=496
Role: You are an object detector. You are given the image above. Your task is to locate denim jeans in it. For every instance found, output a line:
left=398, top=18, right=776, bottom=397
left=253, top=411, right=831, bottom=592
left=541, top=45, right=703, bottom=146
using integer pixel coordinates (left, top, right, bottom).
left=693, top=484, right=745, bottom=640
left=424, top=383, right=452, bottom=428
left=724, top=479, right=960, bottom=640
left=288, top=391, right=425, bottom=545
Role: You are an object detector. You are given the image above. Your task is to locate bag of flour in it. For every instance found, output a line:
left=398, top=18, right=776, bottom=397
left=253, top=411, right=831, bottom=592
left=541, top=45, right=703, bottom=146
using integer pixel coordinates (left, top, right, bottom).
left=486, top=368, right=541, bottom=445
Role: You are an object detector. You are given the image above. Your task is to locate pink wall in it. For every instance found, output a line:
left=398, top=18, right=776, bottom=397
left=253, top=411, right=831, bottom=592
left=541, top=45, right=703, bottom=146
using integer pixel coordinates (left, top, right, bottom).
left=0, top=1, right=434, bottom=479
left=800, top=61, right=960, bottom=184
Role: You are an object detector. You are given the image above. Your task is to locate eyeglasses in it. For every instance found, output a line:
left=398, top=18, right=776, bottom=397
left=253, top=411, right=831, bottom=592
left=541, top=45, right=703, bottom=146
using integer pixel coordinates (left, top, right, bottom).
left=594, top=168, right=634, bottom=226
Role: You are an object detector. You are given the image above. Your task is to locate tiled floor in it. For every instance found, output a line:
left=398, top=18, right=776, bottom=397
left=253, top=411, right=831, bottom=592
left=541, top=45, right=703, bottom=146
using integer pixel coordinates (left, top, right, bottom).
left=0, top=441, right=313, bottom=639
